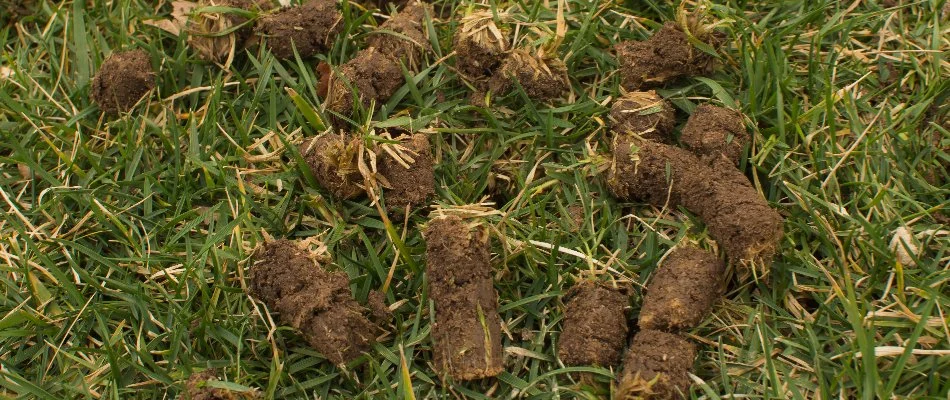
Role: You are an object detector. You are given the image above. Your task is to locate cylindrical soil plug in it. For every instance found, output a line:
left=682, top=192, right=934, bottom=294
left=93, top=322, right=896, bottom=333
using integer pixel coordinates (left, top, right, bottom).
left=639, top=247, right=725, bottom=332
left=557, top=280, right=629, bottom=368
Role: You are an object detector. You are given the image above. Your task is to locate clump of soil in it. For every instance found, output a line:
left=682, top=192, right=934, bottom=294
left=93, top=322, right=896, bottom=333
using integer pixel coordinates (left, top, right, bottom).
left=323, top=47, right=405, bottom=123
left=90, top=50, right=156, bottom=114
left=453, top=11, right=509, bottom=82
left=301, top=133, right=365, bottom=200
left=610, top=91, right=676, bottom=143
left=638, top=247, right=725, bottom=332
left=256, top=0, right=341, bottom=59
left=615, top=22, right=720, bottom=91
left=557, top=280, right=629, bottom=367
left=680, top=104, right=748, bottom=164
left=366, top=1, right=432, bottom=69
left=183, top=370, right=257, bottom=400
left=185, top=0, right=263, bottom=64
left=616, top=330, right=696, bottom=399
left=424, top=215, right=503, bottom=381
left=607, top=136, right=784, bottom=268
left=489, top=49, right=569, bottom=101
left=248, top=240, right=378, bottom=365
left=376, top=133, right=435, bottom=211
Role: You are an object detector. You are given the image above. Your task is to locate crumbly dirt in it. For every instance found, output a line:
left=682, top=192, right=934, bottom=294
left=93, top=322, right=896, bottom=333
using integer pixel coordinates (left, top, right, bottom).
left=183, top=370, right=256, bottom=400
left=424, top=216, right=503, bottom=381
left=557, top=280, right=630, bottom=368
left=453, top=12, right=509, bottom=82
left=610, top=91, right=676, bottom=143
left=366, top=1, right=431, bottom=70
left=680, top=104, right=748, bottom=165
left=638, top=247, right=725, bottom=332
left=248, top=240, right=378, bottom=365
left=489, top=49, right=569, bottom=101
left=607, top=136, right=784, bottom=267
left=377, top=133, right=435, bottom=211
left=301, top=133, right=365, bottom=200
left=186, top=0, right=268, bottom=63
left=365, top=290, right=391, bottom=323
left=615, top=22, right=720, bottom=91
left=616, top=330, right=696, bottom=399
left=90, top=50, right=156, bottom=114
left=324, top=47, right=404, bottom=125
left=256, top=0, right=341, bottom=59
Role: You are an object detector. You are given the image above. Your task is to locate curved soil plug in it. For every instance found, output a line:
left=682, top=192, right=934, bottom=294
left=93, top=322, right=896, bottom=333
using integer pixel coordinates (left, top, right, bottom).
left=424, top=216, right=503, bottom=381
left=616, top=330, right=696, bottom=399
left=248, top=240, right=377, bottom=364
left=183, top=370, right=257, bottom=399
left=256, top=0, right=341, bottom=59
left=324, top=47, right=404, bottom=124
left=607, top=136, right=784, bottom=267
left=302, top=133, right=365, bottom=200
left=680, top=104, right=748, bottom=165
left=610, top=91, right=676, bottom=143
left=489, top=49, right=569, bottom=101
left=454, top=11, right=509, bottom=82
left=615, top=22, right=719, bottom=91
left=366, top=1, right=432, bottom=70
left=377, top=133, right=435, bottom=211
left=557, top=280, right=629, bottom=368
left=90, top=50, right=156, bottom=114
left=638, top=247, right=725, bottom=332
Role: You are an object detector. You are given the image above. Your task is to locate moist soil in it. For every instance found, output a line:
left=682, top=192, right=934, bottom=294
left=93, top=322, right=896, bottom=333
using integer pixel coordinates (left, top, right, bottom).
left=638, top=247, right=725, bottom=332
left=424, top=215, right=503, bottom=381
left=302, top=133, right=365, bottom=200
left=607, top=136, right=784, bottom=267
left=248, top=240, right=378, bottom=365
left=616, top=330, right=696, bottom=399
left=615, top=22, right=719, bottom=91
left=183, top=370, right=254, bottom=400
left=324, top=47, right=404, bottom=125
left=489, top=49, right=569, bottom=101
left=557, top=280, right=630, bottom=368
left=90, top=50, right=156, bottom=114
left=610, top=91, right=676, bottom=143
left=366, top=1, right=431, bottom=69
left=186, top=0, right=261, bottom=63
left=680, top=104, right=748, bottom=165
left=453, top=15, right=508, bottom=82
left=256, top=0, right=341, bottom=59
left=377, top=133, right=435, bottom=211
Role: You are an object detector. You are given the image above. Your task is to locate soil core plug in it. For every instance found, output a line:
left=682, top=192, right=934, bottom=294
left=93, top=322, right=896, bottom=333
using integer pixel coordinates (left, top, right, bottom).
left=90, top=50, right=156, bottom=114
left=256, top=0, right=341, bottom=59
left=610, top=91, right=676, bottom=143
left=680, top=104, right=748, bottom=165
left=557, top=280, right=629, bottom=368
left=615, top=21, right=720, bottom=91
left=616, top=330, right=696, bottom=399
left=638, top=247, right=725, bottom=332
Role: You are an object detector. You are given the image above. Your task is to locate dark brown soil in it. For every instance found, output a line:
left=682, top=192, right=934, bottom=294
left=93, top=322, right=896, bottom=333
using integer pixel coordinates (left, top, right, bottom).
left=248, top=240, right=378, bottom=365
left=680, top=104, right=748, bottom=165
left=638, top=247, right=725, bottom=332
left=324, top=47, right=404, bottom=124
left=615, top=22, right=719, bottom=91
left=607, top=136, right=784, bottom=267
left=453, top=14, right=508, bottom=82
left=424, top=215, right=503, bottom=381
left=489, top=49, right=569, bottom=101
left=610, top=91, right=676, bottom=143
left=366, top=290, right=391, bottom=322
left=183, top=370, right=254, bottom=400
left=616, top=330, right=696, bottom=399
left=90, top=50, right=156, bottom=114
left=377, top=133, right=435, bottom=211
left=186, top=0, right=262, bottom=63
left=557, top=281, right=629, bottom=368
left=366, top=1, right=431, bottom=69
left=301, top=133, right=365, bottom=200
left=256, top=0, right=341, bottom=59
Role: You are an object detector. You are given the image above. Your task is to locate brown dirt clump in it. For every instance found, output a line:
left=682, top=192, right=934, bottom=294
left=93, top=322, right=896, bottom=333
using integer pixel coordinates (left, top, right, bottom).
left=616, top=330, right=696, bottom=399
left=185, top=0, right=261, bottom=63
left=376, top=134, right=435, bottom=211
left=366, top=1, right=432, bottom=69
left=453, top=11, right=509, bottom=82
left=615, top=22, right=719, bottom=91
left=302, top=133, right=365, bottom=200
left=557, top=281, right=629, bottom=368
left=90, top=50, right=156, bottom=114
left=248, top=240, right=378, bottom=365
left=607, top=136, right=784, bottom=268
left=256, top=0, right=341, bottom=59
left=183, top=370, right=256, bottom=399
left=610, top=91, right=676, bottom=143
left=680, top=104, right=748, bottom=165
left=489, top=49, right=570, bottom=101
left=324, top=47, right=404, bottom=124
left=638, top=247, right=725, bottom=332
left=424, top=216, right=503, bottom=381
